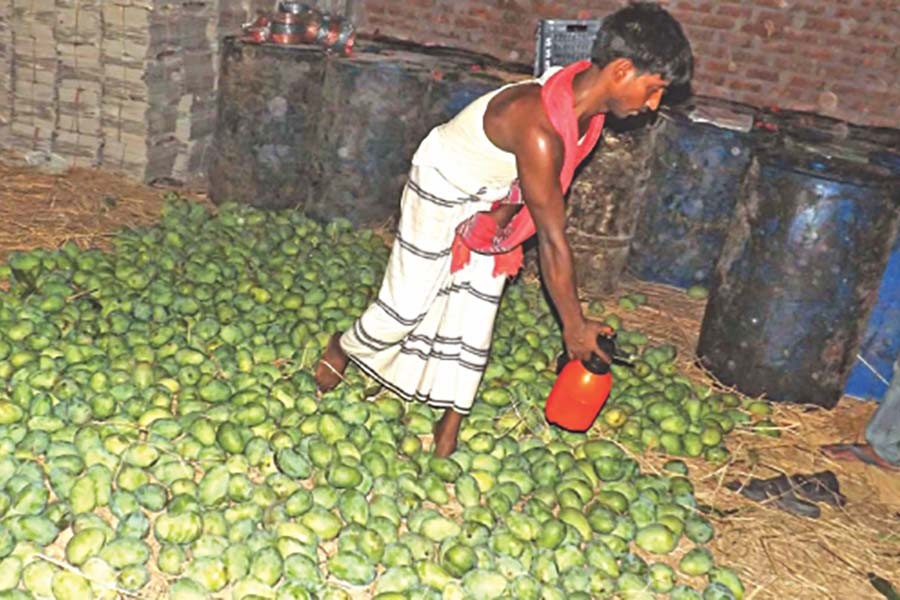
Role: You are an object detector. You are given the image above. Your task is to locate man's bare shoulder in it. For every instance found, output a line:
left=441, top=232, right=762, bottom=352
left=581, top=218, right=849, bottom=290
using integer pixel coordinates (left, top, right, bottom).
left=484, top=83, right=558, bottom=154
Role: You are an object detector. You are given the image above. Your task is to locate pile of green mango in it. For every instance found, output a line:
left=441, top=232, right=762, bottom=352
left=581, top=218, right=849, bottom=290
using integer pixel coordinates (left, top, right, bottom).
left=0, top=197, right=753, bottom=598
left=480, top=282, right=777, bottom=462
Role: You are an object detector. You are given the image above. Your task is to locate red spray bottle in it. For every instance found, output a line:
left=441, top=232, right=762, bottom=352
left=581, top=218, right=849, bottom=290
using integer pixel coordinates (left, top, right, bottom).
left=545, top=334, right=630, bottom=432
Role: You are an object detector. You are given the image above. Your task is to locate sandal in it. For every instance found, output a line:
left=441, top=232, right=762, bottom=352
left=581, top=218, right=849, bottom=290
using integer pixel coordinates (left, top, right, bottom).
left=821, top=444, right=900, bottom=472
left=727, top=474, right=820, bottom=519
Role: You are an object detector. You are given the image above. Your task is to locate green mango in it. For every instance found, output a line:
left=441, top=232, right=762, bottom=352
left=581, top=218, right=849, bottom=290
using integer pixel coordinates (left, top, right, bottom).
left=375, top=566, right=419, bottom=595
left=680, top=547, right=714, bottom=576
left=51, top=571, right=93, bottom=600
left=155, top=511, right=203, bottom=545
left=283, top=554, right=322, bottom=585
left=301, top=508, right=342, bottom=541
left=250, top=547, right=283, bottom=586
left=66, top=528, right=106, bottom=566
left=685, top=515, right=715, bottom=543
left=635, top=524, right=677, bottom=555
left=185, top=557, right=228, bottom=592
left=169, top=577, right=209, bottom=600
left=708, top=567, right=744, bottom=600
left=462, top=569, right=508, bottom=598
left=98, top=538, right=150, bottom=569
left=420, top=516, right=461, bottom=542
left=7, top=515, right=59, bottom=546
left=276, top=448, right=312, bottom=479
left=0, top=557, right=22, bottom=592
left=328, top=551, right=375, bottom=585
left=158, top=544, right=187, bottom=575
left=198, top=465, right=230, bottom=507
left=22, top=559, right=55, bottom=597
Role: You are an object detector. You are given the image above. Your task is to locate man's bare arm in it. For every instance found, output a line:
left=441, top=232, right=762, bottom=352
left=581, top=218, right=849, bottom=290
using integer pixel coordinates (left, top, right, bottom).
left=514, top=128, right=612, bottom=362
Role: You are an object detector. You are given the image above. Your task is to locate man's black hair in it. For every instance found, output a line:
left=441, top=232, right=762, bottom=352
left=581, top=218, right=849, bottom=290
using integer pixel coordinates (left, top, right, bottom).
left=591, top=2, right=693, bottom=86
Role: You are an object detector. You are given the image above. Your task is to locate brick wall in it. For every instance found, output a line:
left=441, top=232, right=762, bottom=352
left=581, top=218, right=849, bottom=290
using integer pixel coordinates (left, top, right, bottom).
left=356, top=0, right=900, bottom=128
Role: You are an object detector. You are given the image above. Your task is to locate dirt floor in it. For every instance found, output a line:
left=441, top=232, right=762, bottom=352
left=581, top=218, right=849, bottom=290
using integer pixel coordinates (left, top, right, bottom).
left=0, top=159, right=897, bottom=599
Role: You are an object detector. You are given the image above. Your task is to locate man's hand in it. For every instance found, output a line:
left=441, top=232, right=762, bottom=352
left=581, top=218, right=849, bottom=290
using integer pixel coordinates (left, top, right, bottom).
left=564, top=318, right=615, bottom=364
left=487, top=203, right=521, bottom=229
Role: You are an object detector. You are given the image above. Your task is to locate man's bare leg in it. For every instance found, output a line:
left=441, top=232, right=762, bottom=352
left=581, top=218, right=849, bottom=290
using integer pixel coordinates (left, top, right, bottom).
left=315, top=333, right=349, bottom=392
left=433, top=409, right=463, bottom=457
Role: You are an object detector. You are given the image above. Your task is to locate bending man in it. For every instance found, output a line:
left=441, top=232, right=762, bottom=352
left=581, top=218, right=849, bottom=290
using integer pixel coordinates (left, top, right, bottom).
left=316, top=2, right=693, bottom=456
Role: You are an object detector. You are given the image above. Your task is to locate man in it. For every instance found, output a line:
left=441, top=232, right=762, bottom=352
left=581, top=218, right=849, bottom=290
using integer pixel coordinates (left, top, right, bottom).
left=822, top=355, right=900, bottom=472
left=316, top=2, right=693, bottom=456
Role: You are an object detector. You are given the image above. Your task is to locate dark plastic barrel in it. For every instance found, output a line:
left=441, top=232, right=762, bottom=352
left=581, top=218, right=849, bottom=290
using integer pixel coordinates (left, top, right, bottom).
left=697, top=147, right=900, bottom=409
left=845, top=150, right=900, bottom=402
left=311, top=50, right=434, bottom=225
left=423, top=69, right=503, bottom=131
left=210, top=40, right=327, bottom=211
left=567, top=125, right=655, bottom=295
left=629, top=102, right=756, bottom=288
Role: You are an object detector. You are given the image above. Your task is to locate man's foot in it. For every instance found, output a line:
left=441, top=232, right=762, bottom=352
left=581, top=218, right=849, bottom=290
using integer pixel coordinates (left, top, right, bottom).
left=821, top=443, right=900, bottom=472
left=433, top=410, right=463, bottom=457
left=315, top=333, right=349, bottom=393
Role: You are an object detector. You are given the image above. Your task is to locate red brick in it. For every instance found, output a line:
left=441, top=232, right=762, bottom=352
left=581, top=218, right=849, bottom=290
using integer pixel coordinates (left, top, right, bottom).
left=686, top=27, right=717, bottom=43
left=788, top=74, right=821, bottom=89
left=533, top=1, right=566, bottom=18
left=699, top=14, right=736, bottom=30
left=723, top=78, right=764, bottom=94
left=453, top=15, right=482, bottom=29
left=699, top=58, right=730, bottom=72
left=729, top=48, right=760, bottom=64
left=856, top=0, right=896, bottom=10
left=799, top=45, right=835, bottom=61
left=675, top=0, right=715, bottom=12
left=746, top=67, right=780, bottom=83
left=790, top=0, right=830, bottom=15
left=751, top=0, right=788, bottom=9
left=854, top=24, right=894, bottom=41
left=717, top=31, right=757, bottom=48
left=833, top=6, right=866, bottom=21
left=671, top=11, right=705, bottom=27
left=781, top=27, right=820, bottom=45
left=716, top=3, right=752, bottom=19
left=805, top=15, right=842, bottom=34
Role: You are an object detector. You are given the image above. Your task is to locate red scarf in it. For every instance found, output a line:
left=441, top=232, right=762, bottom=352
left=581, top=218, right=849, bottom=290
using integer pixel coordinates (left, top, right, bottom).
left=450, top=60, right=606, bottom=277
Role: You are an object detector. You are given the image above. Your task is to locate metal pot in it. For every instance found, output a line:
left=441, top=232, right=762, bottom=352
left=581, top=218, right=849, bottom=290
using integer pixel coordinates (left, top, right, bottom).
left=270, top=12, right=304, bottom=45
left=277, top=1, right=310, bottom=14
left=241, top=15, right=271, bottom=44
left=299, top=8, right=324, bottom=44
left=318, top=15, right=355, bottom=54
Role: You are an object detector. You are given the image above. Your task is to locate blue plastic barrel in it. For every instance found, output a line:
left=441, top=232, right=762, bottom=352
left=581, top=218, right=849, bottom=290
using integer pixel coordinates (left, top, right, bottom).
left=698, top=146, right=900, bottom=409
left=845, top=150, right=900, bottom=402
left=629, top=103, right=756, bottom=288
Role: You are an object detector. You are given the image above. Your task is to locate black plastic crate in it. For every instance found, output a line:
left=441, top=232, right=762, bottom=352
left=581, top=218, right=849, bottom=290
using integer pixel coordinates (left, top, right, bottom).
left=534, top=19, right=603, bottom=76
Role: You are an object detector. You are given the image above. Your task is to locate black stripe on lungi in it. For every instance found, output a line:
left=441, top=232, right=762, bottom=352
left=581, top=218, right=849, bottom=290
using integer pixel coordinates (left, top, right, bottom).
left=346, top=354, right=472, bottom=414
left=375, top=298, right=427, bottom=327
left=352, top=320, right=392, bottom=352
left=395, top=232, right=452, bottom=260
left=397, top=346, right=486, bottom=372
left=406, top=179, right=459, bottom=208
left=441, top=282, right=502, bottom=304
left=351, top=327, right=492, bottom=361
left=410, top=333, right=491, bottom=358
left=374, top=281, right=499, bottom=329
left=431, top=168, right=489, bottom=204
